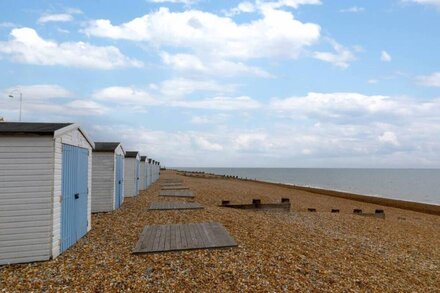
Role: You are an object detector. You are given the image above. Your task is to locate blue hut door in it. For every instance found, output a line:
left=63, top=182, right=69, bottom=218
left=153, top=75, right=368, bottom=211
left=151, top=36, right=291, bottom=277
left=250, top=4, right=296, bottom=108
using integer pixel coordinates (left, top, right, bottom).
left=115, top=155, right=123, bottom=208
left=135, top=160, right=140, bottom=195
left=61, top=144, right=89, bottom=253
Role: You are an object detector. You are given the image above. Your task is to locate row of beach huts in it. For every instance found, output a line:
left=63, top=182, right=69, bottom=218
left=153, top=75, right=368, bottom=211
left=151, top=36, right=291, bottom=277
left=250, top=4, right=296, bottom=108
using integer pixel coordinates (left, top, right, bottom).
left=0, top=122, right=161, bottom=266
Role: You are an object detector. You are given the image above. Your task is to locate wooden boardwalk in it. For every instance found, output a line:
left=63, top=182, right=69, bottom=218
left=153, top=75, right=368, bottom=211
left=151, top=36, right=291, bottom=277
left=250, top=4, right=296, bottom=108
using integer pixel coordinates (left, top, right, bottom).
left=159, top=190, right=195, bottom=198
left=161, top=186, right=190, bottom=190
left=133, top=222, right=237, bottom=254
left=149, top=201, right=203, bottom=210
left=161, top=183, right=185, bottom=188
left=161, top=178, right=183, bottom=183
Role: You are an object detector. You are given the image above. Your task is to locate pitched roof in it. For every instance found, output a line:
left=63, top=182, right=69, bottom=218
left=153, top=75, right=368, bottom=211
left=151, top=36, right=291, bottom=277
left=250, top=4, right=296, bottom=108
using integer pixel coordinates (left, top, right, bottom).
left=94, top=142, right=121, bottom=152
left=0, top=122, right=73, bottom=135
left=125, top=151, right=139, bottom=158
left=140, top=156, right=147, bottom=161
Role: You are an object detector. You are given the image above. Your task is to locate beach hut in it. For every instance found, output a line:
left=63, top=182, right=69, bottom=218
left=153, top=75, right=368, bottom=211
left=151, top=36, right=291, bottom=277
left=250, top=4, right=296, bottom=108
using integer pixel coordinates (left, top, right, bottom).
left=124, top=151, right=140, bottom=197
left=0, top=122, right=94, bottom=265
left=140, top=156, right=147, bottom=190
left=145, top=157, right=151, bottom=188
left=151, top=160, right=155, bottom=183
left=91, top=142, right=125, bottom=213
left=148, top=158, right=153, bottom=186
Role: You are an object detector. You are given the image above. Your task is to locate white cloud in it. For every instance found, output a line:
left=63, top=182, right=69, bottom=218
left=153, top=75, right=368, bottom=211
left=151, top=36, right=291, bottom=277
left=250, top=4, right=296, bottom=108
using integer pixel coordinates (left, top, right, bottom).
left=368, top=79, right=379, bottom=84
left=82, top=7, right=321, bottom=60
left=312, top=39, right=355, bottom=68
left=226, top=1, right=256, bottom=16
left=339, top=6, right=365, bottom=13
left=226, top=0, right=321, bottom=16
left=150, top=78, right=237, bottom=97
left=258, top=0, right=321, bottom=10
left=416, top=72, right=440, bottom=87
left=149, top=0, right=199, bottom=4
left=160, top=52, right=272, bottom=77
left=405, top=0, right=440, bottom=8
left=92, top=86, right=159, bottom=106
left=0, top=22, right=15, bottom=28
left=4, top=84, right=72, bottom=100
left=92, top=84, right=258, bottom=111
left=381, top=50, right=392, bottom=62
left=270, top=92, right=440, bottom=124
left=379, top=131, right=399, bottom=146
left=38, top=14, right=73, bottom=24
left=0, top=27, right=143, bottom=69
left=190, top=114, right=230, bottom=124
left=194, top=136, right=223, bottom=151
left=0, top=84, right=108, bottom=119
left=171, top=96, right=262, bottom=110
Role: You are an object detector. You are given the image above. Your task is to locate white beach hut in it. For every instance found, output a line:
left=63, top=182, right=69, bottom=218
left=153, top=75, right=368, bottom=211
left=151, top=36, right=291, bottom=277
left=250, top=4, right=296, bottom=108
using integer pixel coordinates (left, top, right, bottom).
left=148, top=158, right=153, bottom=187
left=91, top=142, right=125, bottom=213
left=0, top=122, right=94, bottom=265
left=145, top=157, right=151, bottom=188
left=124, top=151, right=140, bottom=197
left=140, top=156, right=147, bottom=190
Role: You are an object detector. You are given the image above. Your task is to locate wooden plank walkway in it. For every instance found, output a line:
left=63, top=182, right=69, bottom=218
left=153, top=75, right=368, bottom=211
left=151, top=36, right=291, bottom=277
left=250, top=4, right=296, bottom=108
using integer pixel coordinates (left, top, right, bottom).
left=161, top=183, right=184, bottom=187
left=149, top=201, right=203, bottom=210
left=161, top=178, right=183, bottom=182
left=161, top=186, right=190, bottom=190
left=159, top=190, right=195, bottom=198
left=133, top=222, right=238, bottom=254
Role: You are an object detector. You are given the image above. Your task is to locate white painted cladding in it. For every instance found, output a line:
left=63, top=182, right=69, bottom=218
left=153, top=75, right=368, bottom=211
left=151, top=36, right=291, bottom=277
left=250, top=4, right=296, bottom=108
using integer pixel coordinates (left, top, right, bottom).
left=91, top=152, right=114, bottom=212
left=0, top=126, right=93, bottom=265
left=140, top=160, right=146, bottom=190
left=91, top=145, right=125, bottom=213
left=145, top=162, right=151, bottom=188
left=124, top=154, right=140, bottom=197
left=0, top=136, right=53, bottom=265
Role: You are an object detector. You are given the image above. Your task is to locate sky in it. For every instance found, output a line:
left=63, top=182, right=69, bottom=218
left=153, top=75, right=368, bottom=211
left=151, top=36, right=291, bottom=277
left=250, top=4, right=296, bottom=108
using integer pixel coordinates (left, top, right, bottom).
left=0, top=0, right=439, bottom=168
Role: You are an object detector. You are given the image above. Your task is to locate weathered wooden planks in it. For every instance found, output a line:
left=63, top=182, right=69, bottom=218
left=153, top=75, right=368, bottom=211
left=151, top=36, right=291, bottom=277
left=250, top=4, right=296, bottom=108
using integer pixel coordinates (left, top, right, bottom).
left=159, top=190, right=194, bottom=198
left=161, top=186, right=190, bottom=190
left=149, top=201, right=203, bottom=210
left=133, top=222, right=237, bottom=254
left=161, top=182, right=183, bottom=186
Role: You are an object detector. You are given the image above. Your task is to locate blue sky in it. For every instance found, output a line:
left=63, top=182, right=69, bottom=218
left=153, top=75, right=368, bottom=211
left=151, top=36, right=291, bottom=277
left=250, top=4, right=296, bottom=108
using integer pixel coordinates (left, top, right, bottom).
left=1, top=0, right=439, bottom=167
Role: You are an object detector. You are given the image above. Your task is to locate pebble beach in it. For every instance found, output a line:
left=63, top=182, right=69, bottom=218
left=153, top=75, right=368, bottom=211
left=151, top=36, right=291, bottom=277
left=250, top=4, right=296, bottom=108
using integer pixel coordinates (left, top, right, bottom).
left=1, top=169, right=439, bottom=292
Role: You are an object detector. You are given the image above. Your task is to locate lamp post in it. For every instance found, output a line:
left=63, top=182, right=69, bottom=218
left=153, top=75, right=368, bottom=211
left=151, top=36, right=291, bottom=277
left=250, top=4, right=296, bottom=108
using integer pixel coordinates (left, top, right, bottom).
left=8, top=89, right=22, bottom=122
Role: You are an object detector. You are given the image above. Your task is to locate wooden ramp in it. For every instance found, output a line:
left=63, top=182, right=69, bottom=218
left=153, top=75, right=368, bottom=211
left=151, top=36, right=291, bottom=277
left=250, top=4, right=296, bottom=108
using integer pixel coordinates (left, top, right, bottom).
left=133, top=222, right=238, bottom=254
left=159, top=190, right=195, bottom=198
left=149, top=201, right=203, bottom=210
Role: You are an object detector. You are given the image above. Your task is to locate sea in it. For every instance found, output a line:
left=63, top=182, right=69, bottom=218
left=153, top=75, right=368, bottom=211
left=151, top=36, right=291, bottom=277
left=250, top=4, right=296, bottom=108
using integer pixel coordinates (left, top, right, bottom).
left=175, top=168, right=440, bottom=205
